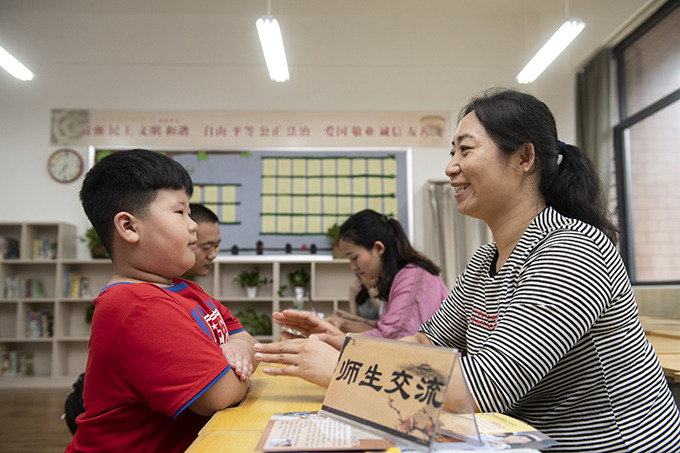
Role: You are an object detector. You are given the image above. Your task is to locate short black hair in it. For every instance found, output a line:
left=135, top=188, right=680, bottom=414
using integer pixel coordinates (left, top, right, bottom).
left=189, top=204, right=219, bottom=224
left=79, top=149, right=193, bottom=257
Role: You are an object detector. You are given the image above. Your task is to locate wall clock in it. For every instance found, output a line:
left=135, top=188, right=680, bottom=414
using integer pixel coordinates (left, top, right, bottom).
left=47, top=148, right=84, bottom=183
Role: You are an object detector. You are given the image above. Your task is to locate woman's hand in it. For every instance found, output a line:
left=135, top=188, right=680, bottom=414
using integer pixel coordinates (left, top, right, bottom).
left=327, top=309, right=377, bottom=334
left=273, top=310, right=346, bottom=351
left=253, top=337, right=340, bottom=388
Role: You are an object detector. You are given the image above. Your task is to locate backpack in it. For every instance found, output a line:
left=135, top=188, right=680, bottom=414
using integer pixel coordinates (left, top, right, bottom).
left=64, top=372, right=85, bottom=435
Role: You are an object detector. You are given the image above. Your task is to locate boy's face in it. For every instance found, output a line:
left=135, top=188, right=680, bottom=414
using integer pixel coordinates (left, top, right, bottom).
left=135, top=188, right=198, bottom=280
left=184, top=221, right=221, bottom=277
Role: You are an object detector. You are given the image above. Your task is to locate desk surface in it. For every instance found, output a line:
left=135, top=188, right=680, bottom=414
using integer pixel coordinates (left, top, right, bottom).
left=640, top=316, right=680, bottom=382
left=186, top=317, right=680, bottom=452
left=185, top=368, right=327, bottom=453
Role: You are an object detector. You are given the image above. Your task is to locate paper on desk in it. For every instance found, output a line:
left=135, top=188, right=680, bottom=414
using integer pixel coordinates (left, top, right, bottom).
left=396, top=412, right=556, bottom=451
left=255, top=411, right=396, bottom=452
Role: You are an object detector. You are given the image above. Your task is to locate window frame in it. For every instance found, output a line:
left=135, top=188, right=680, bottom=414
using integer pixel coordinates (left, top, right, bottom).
left=612, top=0, right=680, bottom=284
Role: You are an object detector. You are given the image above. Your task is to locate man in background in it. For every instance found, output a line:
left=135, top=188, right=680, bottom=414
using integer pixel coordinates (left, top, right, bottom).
left=184, top=204, right=221, bottom=279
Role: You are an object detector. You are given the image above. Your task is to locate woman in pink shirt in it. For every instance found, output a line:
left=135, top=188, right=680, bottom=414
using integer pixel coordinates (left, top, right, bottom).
left=326, top=209, right=449, bottom=339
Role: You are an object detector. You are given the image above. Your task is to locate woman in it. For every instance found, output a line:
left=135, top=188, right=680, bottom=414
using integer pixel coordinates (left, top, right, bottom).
left=326, top=209, right=449, bottom=339
left=254, top=89, right=680, bottom=451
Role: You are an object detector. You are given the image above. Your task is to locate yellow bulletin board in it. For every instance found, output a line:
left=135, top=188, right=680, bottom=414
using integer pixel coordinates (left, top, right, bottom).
left=96, top=148, right=410, bottom=256
left=190, top=183, right=241, bottom=225
left=260, top=155, right=400, bottom=236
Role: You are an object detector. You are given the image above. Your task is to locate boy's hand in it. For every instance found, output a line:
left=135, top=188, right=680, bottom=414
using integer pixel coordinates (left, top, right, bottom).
left=221, top=332, right=260, bottom=380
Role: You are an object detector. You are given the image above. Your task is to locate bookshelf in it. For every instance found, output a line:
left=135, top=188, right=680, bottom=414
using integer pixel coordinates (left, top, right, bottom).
left=0, top=222, right=110, bottom=388
left=1, top=221, right=355, bottom=387
left=196, top=256, right=356, bottom=341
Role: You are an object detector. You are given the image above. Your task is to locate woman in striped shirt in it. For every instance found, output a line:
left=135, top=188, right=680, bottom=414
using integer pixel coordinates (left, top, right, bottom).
left=412, top=88, right=680, bottom=451
left=254, top=88, right=680, bottom=451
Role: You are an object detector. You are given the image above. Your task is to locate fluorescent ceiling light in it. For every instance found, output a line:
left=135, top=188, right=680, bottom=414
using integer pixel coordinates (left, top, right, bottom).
left=0, top=45, right=34, bottom=81
left=256, top=15, right=290, bottom=82
left=517, top=20, right=585, bottom=84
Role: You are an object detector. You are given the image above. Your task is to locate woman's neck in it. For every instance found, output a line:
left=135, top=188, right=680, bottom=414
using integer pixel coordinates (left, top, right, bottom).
left=490, top=202, right=545, bottom=270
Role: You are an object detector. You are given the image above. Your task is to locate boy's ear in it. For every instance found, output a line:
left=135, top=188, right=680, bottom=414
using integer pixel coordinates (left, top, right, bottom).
left=113, top=212, right=140, bottom=244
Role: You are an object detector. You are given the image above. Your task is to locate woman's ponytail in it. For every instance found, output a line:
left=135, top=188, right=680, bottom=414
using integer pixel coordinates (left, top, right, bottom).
left=542, top=143, right=618, bottom=243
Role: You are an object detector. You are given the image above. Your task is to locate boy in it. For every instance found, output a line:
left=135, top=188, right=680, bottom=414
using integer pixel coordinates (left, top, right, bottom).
left=183, top=203, right=221, bottom=279
left=67, top=149, right=258, bottom=453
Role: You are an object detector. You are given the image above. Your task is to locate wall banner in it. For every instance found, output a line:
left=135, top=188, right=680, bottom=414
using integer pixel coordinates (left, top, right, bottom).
left=50, top=109, right=451, bottom=148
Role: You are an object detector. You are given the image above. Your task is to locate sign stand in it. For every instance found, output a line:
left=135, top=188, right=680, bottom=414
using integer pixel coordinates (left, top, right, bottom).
left=320, top=334, right=481, bottom=452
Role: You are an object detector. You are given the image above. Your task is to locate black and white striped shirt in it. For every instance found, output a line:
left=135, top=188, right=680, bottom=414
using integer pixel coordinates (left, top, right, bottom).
left=420, top=207, right=680, bottom=452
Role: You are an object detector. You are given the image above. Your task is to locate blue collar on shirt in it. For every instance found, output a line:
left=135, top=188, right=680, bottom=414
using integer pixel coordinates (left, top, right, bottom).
left=99, top=280, right=189, bottom=295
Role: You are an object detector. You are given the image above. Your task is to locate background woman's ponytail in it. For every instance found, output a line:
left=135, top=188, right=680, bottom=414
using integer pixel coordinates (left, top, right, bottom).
left=460, top=88, right=618, bottom=243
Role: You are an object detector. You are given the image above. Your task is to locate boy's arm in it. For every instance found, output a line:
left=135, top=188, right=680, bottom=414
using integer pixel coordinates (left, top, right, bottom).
left=189, top=370, right=251, bottom=416
left=221, top=330, right=260, bottom=380
left=188, top=332, right=259, bottom=416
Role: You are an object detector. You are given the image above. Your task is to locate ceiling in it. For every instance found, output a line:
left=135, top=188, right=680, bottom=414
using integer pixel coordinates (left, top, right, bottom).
left=0, top=0, right=658, bottom=70
left=0, top=0, right=664, bottom=115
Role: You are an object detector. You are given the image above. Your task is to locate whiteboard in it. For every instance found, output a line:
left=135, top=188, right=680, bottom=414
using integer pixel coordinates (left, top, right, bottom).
left=96, top=147, right=412, bottom=257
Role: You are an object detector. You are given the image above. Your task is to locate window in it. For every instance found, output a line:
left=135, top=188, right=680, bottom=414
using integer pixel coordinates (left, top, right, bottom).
left=613, top=0, right=680, bottom=283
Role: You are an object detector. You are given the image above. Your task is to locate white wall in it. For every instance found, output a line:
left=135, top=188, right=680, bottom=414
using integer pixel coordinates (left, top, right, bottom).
left=0, top=0, right=657, bottom=258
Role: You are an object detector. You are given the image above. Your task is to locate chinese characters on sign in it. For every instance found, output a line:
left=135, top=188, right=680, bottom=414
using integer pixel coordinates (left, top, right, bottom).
left=321, top=334, right=459, bottom=450
left=336, top=359, right=445, bottom=408
left=78, top=123, right=434, bottom=140
left=50, top=109, right=451, bottom=147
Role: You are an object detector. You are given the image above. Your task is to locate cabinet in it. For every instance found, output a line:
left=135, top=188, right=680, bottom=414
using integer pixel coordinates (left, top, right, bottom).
left=1, top=222, right=355, bottom=387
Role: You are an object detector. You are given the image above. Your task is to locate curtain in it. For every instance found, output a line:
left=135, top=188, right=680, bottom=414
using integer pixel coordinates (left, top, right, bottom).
left=425, top=180, right=492, bottom=288
left=576, top=47, right=613, bottom=196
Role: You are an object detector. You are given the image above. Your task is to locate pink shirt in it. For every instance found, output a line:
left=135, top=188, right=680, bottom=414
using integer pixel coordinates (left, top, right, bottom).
left=363, top=264, right=449, bottom=339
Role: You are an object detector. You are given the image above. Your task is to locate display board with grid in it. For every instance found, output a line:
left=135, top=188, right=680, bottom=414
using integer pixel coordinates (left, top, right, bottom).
left=260, top=156, right=397, bottom=235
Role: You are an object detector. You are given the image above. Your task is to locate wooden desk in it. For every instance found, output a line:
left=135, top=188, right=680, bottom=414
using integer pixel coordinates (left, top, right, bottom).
left=185, top=318, right=680, bottom=452
left=185, top=368, right=327, bottom=453
left=640, top=317, right=680, bottom=382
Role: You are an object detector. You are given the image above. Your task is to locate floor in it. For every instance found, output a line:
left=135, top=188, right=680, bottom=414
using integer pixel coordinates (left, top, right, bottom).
left=0, top=382, right=677, bottom=453
left=0, top=387, right=74, bottom=453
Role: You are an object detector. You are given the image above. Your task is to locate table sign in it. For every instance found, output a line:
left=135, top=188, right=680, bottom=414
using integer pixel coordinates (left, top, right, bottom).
left=320, top=334, right=480, bottom=452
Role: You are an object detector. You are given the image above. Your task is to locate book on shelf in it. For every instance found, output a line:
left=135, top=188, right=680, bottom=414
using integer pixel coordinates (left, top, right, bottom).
left=0, top=236, right=19, bottom=260
left=3, top=276, right=45, bottom=299
left=63, top=271, right=91, bottom=298
left=31, top=238, right=57, bottom=260
left=26, top=311, right=54, bottom=338
left=1, top=350, right=35, bottom=377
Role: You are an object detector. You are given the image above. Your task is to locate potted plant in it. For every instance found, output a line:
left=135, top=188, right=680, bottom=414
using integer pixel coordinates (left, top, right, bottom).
left=325, top=223, right=344, bottom=259
left=288, top=267, right=310, bottom=309
left=233, top=308, right=272, bottom=336
left=233, top=266, right=270, bottom=298
left=79, top=228, right=109, bottom=259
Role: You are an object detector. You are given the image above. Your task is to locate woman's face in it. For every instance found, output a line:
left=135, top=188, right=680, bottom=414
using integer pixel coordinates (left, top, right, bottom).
left=445, top=111, right=526, bottom=226
left=339, top=239, right=385, bottom=282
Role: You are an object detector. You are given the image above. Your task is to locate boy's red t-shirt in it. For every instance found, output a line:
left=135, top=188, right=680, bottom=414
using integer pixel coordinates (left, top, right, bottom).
left=66, top=279, right=244, bottom=453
